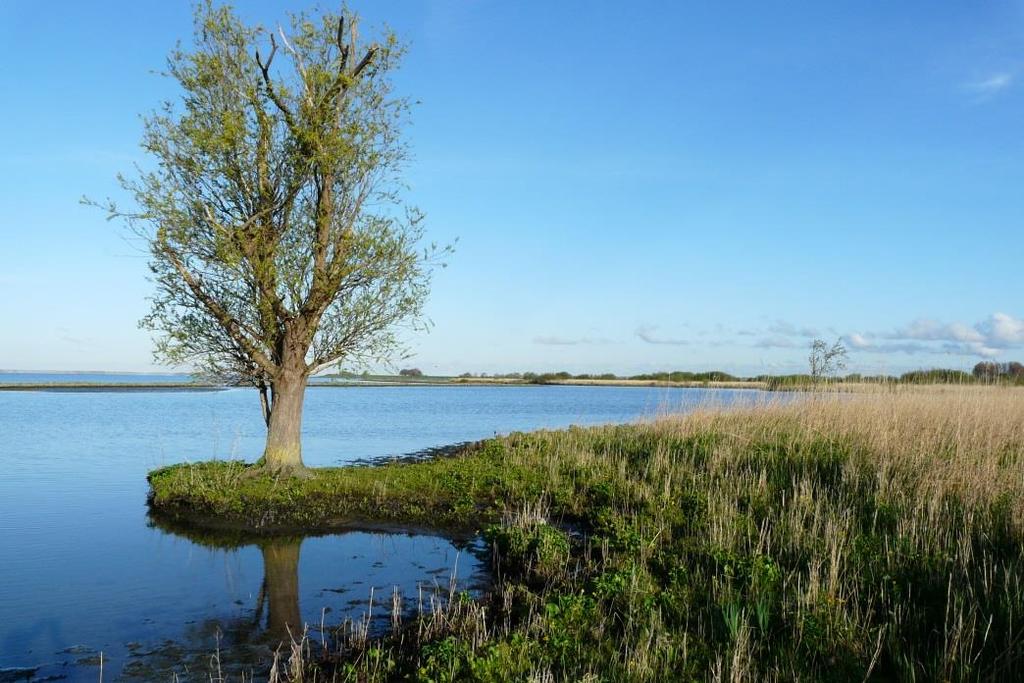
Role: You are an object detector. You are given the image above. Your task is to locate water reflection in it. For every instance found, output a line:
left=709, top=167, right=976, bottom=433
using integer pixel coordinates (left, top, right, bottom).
left=0, top=384, right=760, bottom=679
left=259, top=539, right=303, bottom=641
left=84, top=513, right=489, bottom=681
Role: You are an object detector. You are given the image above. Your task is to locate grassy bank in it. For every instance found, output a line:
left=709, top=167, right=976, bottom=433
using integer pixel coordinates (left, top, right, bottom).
left=148, top=440, right=531, bottom=533
left=150, top=387, right=1024, bottom=681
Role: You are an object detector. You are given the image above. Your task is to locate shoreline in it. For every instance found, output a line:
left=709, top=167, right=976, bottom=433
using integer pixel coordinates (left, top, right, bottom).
left=0, top=383, right=232, bottom=392
left=0, top=378, right=769, bottom=392
left=147, top=501, right=484, bottom=544
left=142, top=390, right=1024, bottom=680
left=146, top=439, right=510, bottom=536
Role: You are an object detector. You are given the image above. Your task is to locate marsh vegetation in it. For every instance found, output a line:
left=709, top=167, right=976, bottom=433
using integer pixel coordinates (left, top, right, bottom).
left=151, top=385, right=1024, bottom=681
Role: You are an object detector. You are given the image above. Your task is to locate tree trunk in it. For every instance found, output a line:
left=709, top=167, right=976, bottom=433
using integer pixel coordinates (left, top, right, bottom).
left=263, top=370, right=307, bottom=473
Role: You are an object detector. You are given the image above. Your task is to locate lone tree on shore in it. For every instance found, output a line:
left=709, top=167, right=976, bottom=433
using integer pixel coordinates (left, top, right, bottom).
left=808, top=338, right=848, bottom=381
left=96, top=3, right=444, bottom=474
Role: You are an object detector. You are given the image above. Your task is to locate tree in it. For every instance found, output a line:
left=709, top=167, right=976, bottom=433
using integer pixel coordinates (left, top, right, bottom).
left=973, top=361, right=1000, bottom=382
left=398, top=368, right=423, bottom=377
left=95, top=3, right=445, bottom=474
left=808, top=338, right=848, bottom=381
left=973, top=361, right=1024, bottom=383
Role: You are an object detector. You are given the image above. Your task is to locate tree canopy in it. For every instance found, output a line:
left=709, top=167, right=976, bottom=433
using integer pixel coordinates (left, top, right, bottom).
left=94, top=2, right=445, bottom=470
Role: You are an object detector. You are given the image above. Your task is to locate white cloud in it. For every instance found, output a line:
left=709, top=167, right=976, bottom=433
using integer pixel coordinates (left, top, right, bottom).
left=948, top=322, right=986, bottom=343
left=978, top=312, right=1024, bottom=346
left=767, top=320, right=818, bottom=338
left=533, top=335, right=611, bottom=346
left=841, top=334, right=929, bottom=355
left=967, top=72, right=1014, bottom=95
left=890, top=318, right=984, bottom=343
left=846, top=333, right=872, bottom=349
left=737, top=314, right=1024, bottom=361
left=847, top=313, right=1024, bottom=359
left=635, top=326, right=690, bottom=346
left=533, top=336, right=580, bottom=346
left=754, top=336, right=801, bottom=350
left=941, top=342, right=1001, bottom=358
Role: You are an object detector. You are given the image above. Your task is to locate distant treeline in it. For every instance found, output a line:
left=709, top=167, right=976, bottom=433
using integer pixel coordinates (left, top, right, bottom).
left=458, top=362, right=1024, bottom=387
left=887, top=362, right=1024, bottom=386
left=458, top=370, right=742, bottom=384
left=757, top=374, right=890, bottom=390
left=759, top=365, right=1024, bottom=389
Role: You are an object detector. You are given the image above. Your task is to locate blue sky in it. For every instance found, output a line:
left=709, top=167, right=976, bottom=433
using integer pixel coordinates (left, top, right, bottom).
left=1, top=1, right=1022, bottom=376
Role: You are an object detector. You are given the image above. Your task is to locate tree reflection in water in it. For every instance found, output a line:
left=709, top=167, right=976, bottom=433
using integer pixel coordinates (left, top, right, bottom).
left=259, top=538, right=303, bottom=641
left=118, top=512, right=484, bottom=680
left=114, top=515, right=308, bottom=679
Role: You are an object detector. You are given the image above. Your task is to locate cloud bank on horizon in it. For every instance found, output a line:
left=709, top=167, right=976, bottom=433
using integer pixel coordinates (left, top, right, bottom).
left=606, top=313, right=1024, bottom=364
left=524, top=313, right=1024, bottom=377
left=845, top=313, right=1024, bottom=359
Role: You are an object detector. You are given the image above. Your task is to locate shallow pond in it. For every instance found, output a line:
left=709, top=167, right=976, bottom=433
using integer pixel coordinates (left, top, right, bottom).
left=0, top=379, right=767, bottom=680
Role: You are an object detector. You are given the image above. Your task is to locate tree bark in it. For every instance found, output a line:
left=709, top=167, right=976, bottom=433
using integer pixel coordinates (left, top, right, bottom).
left=258, top=381, right=271, bottom=429
left=263, top=369, right=307, bottom=473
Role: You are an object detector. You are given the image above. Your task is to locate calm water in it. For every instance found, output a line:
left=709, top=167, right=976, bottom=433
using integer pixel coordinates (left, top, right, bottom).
left=0, top=372, right=195, bottom=384
left=0, top=379, right=766, bottom=680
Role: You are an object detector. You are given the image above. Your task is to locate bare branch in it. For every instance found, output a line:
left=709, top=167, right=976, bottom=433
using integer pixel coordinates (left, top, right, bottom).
left=255, top=33, right=301, bottom=133
left=254, top=33, right=277, bottom=77
left=277, top=26, right=297, bottom=57
left=353, top=47, right=376, bottom=78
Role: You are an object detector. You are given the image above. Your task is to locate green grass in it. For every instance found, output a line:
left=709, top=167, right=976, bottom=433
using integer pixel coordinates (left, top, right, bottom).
left=149, top=388, right=1024, bottom=681
left=148, top=440, right=535, bottom=532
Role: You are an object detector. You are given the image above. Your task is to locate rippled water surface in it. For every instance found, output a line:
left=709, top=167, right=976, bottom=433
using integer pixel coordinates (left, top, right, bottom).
left=0, top=377, right=767, bottom=680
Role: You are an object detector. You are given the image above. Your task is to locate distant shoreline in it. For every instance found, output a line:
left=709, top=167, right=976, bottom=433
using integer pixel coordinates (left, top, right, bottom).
left=0, top=383, right=230, bottom=392
left=0, top=378, right=768, bottom=392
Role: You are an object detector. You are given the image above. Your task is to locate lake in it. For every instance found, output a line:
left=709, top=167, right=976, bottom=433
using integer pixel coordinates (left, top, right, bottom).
left=0, top=379, right=767, bottom=681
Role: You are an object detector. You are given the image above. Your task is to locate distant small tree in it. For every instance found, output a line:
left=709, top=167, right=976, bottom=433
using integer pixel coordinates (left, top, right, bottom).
left=399, top=368, right=423, bottom=377
left=94, top=3, right=447, bottom=474
left=808, top=338, right=848, bottom=381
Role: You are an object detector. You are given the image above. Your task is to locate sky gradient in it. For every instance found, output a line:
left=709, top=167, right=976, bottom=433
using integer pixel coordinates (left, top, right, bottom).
left=1, top=1, right=1021, bottom=376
